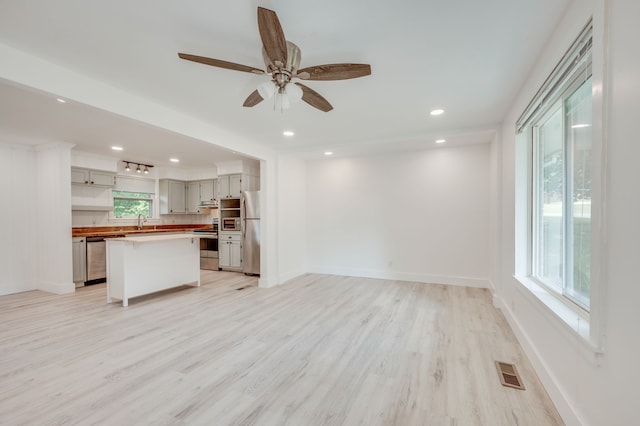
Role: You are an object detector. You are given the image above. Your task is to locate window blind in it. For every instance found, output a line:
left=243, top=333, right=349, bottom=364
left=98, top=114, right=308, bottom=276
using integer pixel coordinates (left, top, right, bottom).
left=516, top=20, right=593, bottom=134
left=114, top=175, right=155, bottom=193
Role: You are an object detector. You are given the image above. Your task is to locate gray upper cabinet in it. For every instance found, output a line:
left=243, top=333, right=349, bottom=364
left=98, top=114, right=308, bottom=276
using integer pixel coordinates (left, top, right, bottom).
left=159, top=179, right=187, bottom=214
left=218, top=174, right=244, bottom=199
left=160, top=179, right=219, bottom=214
left=186, top=181, right=200, bottom=214
left=71, top=168, right=116, bottom=187
left=218, top=175, right=231, bottom=199
left=199, top=179, right=218, bottom=204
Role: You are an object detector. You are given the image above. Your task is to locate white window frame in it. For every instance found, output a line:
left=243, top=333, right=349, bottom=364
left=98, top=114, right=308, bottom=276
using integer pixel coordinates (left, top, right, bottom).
left=530, top=73, right=592, bottom=311
left=514, top=19, right=605, bottom=356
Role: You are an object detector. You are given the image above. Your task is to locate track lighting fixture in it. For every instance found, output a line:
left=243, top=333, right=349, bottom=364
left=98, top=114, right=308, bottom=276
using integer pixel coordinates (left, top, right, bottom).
left=122, top=160, right=153, bottom=174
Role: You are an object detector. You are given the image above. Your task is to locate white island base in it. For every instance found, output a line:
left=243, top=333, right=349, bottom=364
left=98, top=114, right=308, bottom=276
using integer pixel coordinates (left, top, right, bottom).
left=106, top=234, right=200, bottom=307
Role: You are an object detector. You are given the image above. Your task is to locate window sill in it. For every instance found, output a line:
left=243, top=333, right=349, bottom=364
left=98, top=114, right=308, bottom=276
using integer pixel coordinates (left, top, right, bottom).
left=513, top=275, right=604, bottom=364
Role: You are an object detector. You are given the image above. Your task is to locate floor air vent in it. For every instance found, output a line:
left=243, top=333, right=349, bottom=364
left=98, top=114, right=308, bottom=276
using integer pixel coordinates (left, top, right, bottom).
left=495, top=361, right=525, bottom=390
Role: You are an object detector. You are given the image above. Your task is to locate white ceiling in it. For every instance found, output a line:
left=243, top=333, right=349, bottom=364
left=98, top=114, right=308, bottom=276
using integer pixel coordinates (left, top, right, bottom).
left=0, top=0, right=569, bottom=168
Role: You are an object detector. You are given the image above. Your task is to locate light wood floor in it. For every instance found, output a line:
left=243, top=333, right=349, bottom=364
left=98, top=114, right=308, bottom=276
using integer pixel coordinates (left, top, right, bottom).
left=0, top=272, right=563, bottom=425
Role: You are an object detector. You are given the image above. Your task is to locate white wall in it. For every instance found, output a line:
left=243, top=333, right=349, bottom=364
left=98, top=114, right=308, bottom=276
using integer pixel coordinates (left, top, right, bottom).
left=0, top=143, right=38, bottom=295
left=36, top=143, right=74, bottom=294
left=307, top=144, right=491, bottom=287
left=276, top=154, right=307, bottom=283
left=0, top=142, right=74, bottom=296
left=495, top=0, right=640, bottom=424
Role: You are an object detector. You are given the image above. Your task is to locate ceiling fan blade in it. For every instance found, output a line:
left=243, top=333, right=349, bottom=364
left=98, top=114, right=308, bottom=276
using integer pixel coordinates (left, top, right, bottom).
left=243, top=90, right=264, bottom=107
left=297, top=64, right=371, bottom=81
left=294, top=83, right=333, bottom=112
left=257, top=7, right=287, bottom=67
left=178, top=53, right=264, bottom=75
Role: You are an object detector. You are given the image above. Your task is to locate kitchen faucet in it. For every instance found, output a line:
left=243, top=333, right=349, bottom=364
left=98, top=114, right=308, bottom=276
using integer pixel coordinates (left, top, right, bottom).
left=137, top=214, right=146, bottom=230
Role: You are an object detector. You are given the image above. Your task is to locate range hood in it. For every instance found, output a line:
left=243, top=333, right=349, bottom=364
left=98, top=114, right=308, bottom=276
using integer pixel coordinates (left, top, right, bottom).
left=197, top=202, right=218, bottom=209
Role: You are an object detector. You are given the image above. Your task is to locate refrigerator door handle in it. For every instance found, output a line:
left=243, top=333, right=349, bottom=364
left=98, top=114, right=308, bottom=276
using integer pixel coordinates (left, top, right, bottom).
left=241, top=194, right=246, bottom=239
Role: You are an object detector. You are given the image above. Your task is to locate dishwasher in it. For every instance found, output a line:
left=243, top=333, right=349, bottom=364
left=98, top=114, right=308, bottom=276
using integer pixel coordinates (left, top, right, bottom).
left=86, top=236, right=107, bottom=284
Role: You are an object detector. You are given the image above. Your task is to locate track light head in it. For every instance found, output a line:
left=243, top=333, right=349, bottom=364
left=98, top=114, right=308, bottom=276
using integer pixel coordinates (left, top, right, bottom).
left=122, top=160, right=154, bottom=174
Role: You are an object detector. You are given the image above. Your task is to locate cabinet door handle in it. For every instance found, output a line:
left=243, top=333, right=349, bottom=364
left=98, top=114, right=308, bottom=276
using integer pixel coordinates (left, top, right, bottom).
left=90, top=181, right=94, bottom=184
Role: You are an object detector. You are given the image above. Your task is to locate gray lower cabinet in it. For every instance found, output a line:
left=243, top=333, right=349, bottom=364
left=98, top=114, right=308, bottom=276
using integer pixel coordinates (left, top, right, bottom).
left=72, top=237, right=86, bottom=286
left=219, top=232, right=242, bottom=270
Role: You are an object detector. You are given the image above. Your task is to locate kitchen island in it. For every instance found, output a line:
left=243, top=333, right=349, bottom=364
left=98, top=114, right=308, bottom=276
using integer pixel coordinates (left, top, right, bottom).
left=106, top=233, right=200, bottom=306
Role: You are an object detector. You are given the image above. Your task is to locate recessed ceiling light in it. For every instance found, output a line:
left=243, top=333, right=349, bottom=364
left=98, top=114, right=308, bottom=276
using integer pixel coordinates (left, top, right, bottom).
left=56, top=98, right=67, bottom=103
left=283, top=130, right=295, bottom=136
left=324, top=151, right=333, bottom=156
left=170, top=158, right=179, bottom=163
left=111, top=146, right=123, bottom=151
left=430, top=109, right=445, bottom=116
left=435, top=139, right=446, bottom=144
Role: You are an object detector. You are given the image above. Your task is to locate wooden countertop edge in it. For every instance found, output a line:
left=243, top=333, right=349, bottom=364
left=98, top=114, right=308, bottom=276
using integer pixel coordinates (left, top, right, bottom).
left=72, top=225, right=212, bottom=238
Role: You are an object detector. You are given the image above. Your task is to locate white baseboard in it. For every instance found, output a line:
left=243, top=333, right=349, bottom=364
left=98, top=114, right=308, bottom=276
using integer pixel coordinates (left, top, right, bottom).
left=306, top=266, right=491, bottom=289
left=277, top=268, right=306, bottom=286
left=493, top=293, right=584, bottom=426
left=38, top=280, right=74, bottom=295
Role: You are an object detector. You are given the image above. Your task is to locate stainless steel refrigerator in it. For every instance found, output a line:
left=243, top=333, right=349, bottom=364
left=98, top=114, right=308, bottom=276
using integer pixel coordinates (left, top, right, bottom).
left=242, top=190, right=260, bottom=275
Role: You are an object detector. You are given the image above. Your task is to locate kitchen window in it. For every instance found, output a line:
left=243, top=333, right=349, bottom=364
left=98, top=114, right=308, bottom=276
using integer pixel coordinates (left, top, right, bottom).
left=515, top=21, right=595, bottom=321
left=112, top=176, right=156, bottom=219
left=113, top=191, right=154, bottom=218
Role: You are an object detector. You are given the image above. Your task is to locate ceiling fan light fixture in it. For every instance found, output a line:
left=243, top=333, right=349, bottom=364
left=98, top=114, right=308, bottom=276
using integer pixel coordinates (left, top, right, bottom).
left=286, top=83, right=303, bottom=102
left=257, top=81, right=276, bottom=99
left=275, top=90, right=291, bottom=110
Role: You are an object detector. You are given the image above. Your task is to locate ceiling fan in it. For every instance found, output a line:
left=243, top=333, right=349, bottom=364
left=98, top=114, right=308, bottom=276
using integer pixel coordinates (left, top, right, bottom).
left=178, top=7, right=371, bottom=112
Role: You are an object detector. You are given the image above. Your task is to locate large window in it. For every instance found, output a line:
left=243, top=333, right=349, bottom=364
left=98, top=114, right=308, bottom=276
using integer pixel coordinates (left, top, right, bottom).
left=112, top=176, right=156, bottom=219
left=113, top=190, right=154, bottom=218
left=531, top=77, right=592, bottom=310
left=517, top=22, right=593, bottom=312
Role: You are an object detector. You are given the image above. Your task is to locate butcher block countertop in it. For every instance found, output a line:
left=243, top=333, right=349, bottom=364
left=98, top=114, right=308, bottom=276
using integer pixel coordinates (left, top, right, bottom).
left=108, top=233, right=201, bottom=243
left=72, top=224, right=211, bottom=238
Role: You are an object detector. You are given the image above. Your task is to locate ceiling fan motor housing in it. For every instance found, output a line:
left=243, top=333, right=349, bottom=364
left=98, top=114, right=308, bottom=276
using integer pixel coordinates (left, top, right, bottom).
left=263, top=41, right=301, bottom=88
